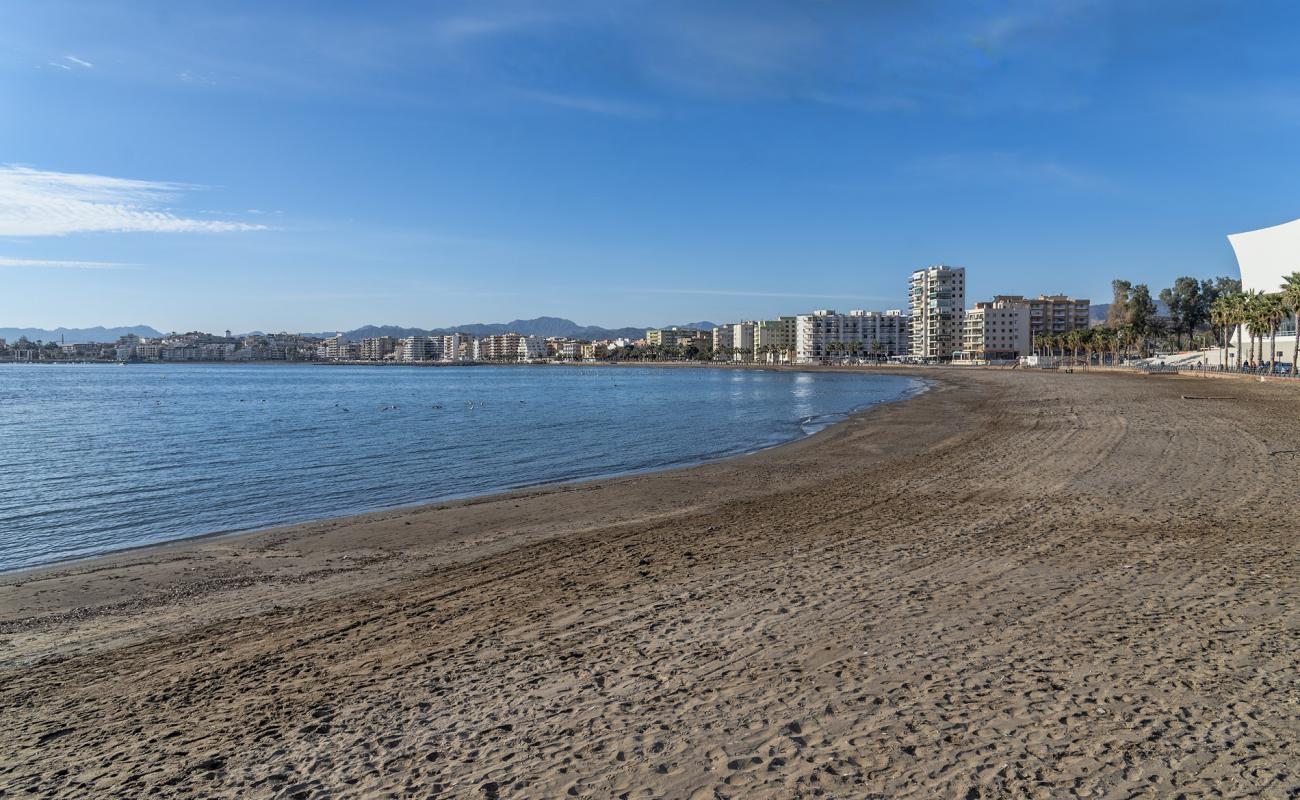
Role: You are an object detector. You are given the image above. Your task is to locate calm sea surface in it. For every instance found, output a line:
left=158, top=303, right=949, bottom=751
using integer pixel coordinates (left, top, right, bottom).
left=0, top=364, right=921, bottom=571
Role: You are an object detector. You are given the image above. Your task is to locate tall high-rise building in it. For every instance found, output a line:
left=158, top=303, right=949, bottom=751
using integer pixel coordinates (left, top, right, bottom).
left=909, top=265, right=966, bottom=361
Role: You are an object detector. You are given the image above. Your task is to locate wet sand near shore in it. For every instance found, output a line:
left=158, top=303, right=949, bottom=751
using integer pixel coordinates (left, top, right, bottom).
left=2, top=368, right=1299, bottom=798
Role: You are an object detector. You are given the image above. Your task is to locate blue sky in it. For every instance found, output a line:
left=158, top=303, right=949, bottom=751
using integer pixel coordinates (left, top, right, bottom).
left=2, top=0, right=1299, bottom=332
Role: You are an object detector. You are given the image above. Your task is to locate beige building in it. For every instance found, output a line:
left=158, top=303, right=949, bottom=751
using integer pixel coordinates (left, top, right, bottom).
left=909, top=265, right=966, bottom=361
left=754, top=317, right=798, bottom=363
left=959, top=299, right=1031, bottom=362
left=993, top=294, right=1090, bottom=338
left=646, top=327, right=705, bottom=349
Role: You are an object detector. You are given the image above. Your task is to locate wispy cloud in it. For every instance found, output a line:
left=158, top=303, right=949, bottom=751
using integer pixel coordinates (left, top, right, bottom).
left=0, top=257, right=137, bottom=270
left=515, top=89, right=658, bottom=119
left=905, top=152, right=1107, bottom=191
left=64, top=55, right=94, bottom=68
left=0, top=165, right=268, bottom=236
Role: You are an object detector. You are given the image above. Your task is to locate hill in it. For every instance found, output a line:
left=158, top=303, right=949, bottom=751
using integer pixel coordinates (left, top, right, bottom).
left=332, top=318, right=718, bottom=342
left=0, top=325, right=165, bottom=344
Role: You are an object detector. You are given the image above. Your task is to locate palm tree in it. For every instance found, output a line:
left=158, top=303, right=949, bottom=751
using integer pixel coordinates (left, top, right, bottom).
left=1080, top=328, right=1097, bottom=368
left=1226, top=292, right=1247, bottom=369
left=1243, top=290, right=1266, bottom=370
left=1210, top=295, right=1234, bottom=370
left=1282, top=272, right=1300, bottom=376
left=1259, top=293, right=1286, bottom=373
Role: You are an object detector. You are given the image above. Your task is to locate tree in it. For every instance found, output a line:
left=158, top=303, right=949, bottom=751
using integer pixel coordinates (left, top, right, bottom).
left=1107, top=280, right=1132, bottom=328
left=1159, top=276, right=1209, bottom=351
left=1282, top=272, right=1300, bottom=376
left=1243, top=290, right=1267, bottom=368
left=1128, top=284, right=1158, bottom=355
left=1259, top=293, right=1286, bottom=373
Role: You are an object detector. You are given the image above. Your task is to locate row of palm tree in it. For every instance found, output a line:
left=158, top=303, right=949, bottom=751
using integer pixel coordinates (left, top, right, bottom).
left=1209, top=272, right=1300, bottom=374
left=1033, top=327, right=1135, bottom=367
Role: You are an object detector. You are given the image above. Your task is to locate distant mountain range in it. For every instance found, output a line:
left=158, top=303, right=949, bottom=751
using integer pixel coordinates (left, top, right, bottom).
left=3, top=318, right=718, bottom=344
left=300, top=317, right=719, bottom=341
left=0, top=325, right=165, bottom=344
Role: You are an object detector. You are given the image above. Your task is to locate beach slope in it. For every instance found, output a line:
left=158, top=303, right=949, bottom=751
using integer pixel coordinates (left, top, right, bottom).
left=2, top=369, right=1298, bottom=798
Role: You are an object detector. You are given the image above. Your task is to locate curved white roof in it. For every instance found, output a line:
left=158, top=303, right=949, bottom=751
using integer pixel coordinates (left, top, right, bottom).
left=1227, top=217, right=1300, bottom=293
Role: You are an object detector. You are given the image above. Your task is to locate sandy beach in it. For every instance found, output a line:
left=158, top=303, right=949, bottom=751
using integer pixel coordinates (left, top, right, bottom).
left=3, top=367, right=1299, bottom=798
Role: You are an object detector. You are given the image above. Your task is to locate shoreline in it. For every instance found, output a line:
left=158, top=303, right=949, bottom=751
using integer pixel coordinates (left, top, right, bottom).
left=0, top=369, right=928, bottom=578
left=5, top=367, right=1300, bottom=797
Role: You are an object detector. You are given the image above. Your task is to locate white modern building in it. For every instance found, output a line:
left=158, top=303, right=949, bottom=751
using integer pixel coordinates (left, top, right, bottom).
left=1228, top=219, right=1299, bottom=358
left=909, top=265, right=966, bottom=361
left=795, top=309, right=910, bottom=364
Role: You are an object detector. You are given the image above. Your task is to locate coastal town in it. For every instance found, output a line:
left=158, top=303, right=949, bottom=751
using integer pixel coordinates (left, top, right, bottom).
left=6, top=251, right=1296, bottom=373
left=1, top=264, right=1092, bottom=366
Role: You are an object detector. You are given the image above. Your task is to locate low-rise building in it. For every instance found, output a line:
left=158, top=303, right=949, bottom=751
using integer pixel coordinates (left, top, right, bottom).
left=646, top=327, right=705, bottom=349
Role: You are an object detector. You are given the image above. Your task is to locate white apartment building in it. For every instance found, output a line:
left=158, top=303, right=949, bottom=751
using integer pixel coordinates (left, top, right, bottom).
left=548, top=338, right=583, bottom=359
left=358, top=336, right=395, bottom=361
left=443, top=333, right=474, bottom=362
left=711, top=325, right=733, bottom=356
left=909, top=265, right=966, bottom=361
left=401, top=336, right=442, bottom=362
left=518, top=336, right=546, bottom=361
left=958, top=299, right=1031, bottom=362
left=731, top=321, right=756, bottom=362
left=795, top=309, right=910, bottom=364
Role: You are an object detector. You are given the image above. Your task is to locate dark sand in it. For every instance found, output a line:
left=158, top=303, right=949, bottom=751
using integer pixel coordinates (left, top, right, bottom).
left=2, top=368, right=1298, bottom=798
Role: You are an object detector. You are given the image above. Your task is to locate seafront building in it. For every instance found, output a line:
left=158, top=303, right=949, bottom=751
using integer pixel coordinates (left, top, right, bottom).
left=794, top=309, right=910, bottom=364
left=909, top=265, right=966, bottom=361
left=358, top=336, right=396, bottom=361
left=754, top=317, right=798, bottom=363
left=645, top=327, right=706, bottom=349
left=957, top=299, right=1032, bottom=362
left=711, top=325, right=733, bottom=355
left=730, top=322, right=756, bottom=361
left=992, top=294, right=1090, bottom=338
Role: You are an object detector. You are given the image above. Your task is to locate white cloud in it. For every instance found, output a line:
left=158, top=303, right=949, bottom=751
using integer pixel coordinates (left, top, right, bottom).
left=0, top=257, right=137, bottom=270
left=64, top=55, right=94, bottom=68
left=0, top=165, right=268, bottom=236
